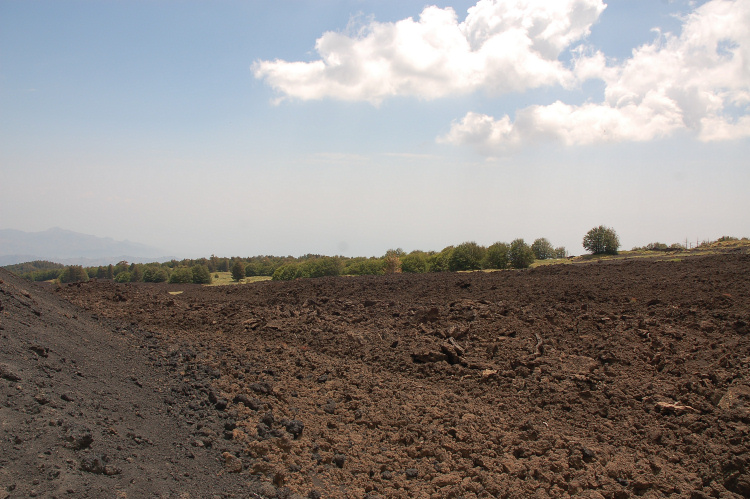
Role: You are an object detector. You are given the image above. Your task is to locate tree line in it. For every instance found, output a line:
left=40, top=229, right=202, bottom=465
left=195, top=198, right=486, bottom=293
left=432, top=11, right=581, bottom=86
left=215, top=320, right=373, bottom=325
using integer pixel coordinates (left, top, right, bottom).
left=5, top=237, right=569, bottom=284
left=13, top=226, right=729, bottom=285
left=270, top=237, right=569, bottom=281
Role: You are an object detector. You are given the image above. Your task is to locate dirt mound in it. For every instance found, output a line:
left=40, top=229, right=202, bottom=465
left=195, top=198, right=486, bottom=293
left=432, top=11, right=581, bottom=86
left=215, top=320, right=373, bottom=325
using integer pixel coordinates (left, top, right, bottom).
left=0, top=269, right=253, bottom=498
left=4, top=252, right=750, bottom=498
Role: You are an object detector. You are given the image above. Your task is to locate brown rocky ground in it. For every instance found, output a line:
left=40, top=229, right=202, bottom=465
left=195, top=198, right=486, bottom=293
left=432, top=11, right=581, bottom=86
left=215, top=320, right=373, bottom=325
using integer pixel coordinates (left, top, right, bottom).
left=3, top=251, right=750, bottom=498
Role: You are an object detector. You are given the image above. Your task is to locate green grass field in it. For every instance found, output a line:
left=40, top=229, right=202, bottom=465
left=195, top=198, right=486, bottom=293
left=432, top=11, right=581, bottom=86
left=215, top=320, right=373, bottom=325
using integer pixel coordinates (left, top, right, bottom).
left=206, top=272, right=272, bottom=286
left=529, top=257, right=571, bottom=268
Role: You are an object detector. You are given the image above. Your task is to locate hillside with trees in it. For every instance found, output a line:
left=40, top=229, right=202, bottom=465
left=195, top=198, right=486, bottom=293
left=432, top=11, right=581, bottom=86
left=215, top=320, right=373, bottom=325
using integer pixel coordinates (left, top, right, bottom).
left=2, top=236, right=566, bottom=284
left=6, top=227, right=746, bottom=286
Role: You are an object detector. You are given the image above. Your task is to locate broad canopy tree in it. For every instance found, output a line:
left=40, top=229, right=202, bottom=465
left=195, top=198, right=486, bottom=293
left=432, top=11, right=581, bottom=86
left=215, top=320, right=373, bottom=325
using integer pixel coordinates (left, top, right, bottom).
left=169, top=267, right=194, bottom=284
left=483, top=242, right=510, bottom=270
left=59, top=265, right=89, bottom=283
left=191, top=265, right=212, bottom=285
left=508, top=239, right=535, bottom=269
left=401, top=251, right=428, bottom=273
left=449, top=242, right=486, bottom=272
left=231, top=260, right=246, bottom=282
left=531, top=238, right=555, bottom=260
left=583, top=226, right=620, bottom=255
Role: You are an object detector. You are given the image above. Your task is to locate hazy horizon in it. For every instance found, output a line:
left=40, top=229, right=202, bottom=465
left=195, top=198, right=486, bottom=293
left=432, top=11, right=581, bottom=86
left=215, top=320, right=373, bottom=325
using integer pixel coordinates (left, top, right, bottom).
left=2, top=0, right=748, bottom=259
left=0, top=226, right=742, bottom=264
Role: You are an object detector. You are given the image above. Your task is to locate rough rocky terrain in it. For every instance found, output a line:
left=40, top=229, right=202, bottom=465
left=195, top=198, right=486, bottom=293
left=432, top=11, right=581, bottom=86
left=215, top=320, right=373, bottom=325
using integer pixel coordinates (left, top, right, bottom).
left=0, top=268, right=254, bottom=498
left=3, top=251, right=750, bottom=498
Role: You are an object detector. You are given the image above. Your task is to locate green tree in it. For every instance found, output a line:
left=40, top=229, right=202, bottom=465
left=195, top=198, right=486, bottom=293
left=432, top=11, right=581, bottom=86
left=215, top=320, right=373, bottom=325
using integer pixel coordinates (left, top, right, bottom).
left=449, top=241, right=486, bottom=271
left=154, top=268, right=169, bottom=282
left=631, top=242, right=667, bottom=252
left=114, top=271, right=132, bottom=283
left=130, top=265, right=143, bottom=282
left=114, top=260, right=129, bottom=277
left=191, top=265, right=212, bottom=284
left=59, top=265, right=90, bottom=283
left=483, top=242, right=509, bottom=269
left=142, top=266, right=155, bottom=282
left=106, top=264, right=114, bottom=280
left=28, top=268, right=63, bottom=281
left=272, top=263, right=301, bottom=281
left=215, top=257, right=229, bottom=272
left=344, top=258, right=385, bottom=276
left=554, top=246, right=568, bottom=259
left=245, top=262, right=261, bottom=277
left=143, top=265, right=168, bottom=282
left=169, top=267, right=194, bottom=284
left=428, top=247, right=453, bottom=272
left=508, top=239, right=535, bottom=269
left=231, top=260, right=246, bottom=282
left=300, top=257, right=343, bottom=278
left=531, top=238, right=555, bottom=260
left=583, top=225, right=620, bottom=255
left=401, top=251, right=428, bottom=273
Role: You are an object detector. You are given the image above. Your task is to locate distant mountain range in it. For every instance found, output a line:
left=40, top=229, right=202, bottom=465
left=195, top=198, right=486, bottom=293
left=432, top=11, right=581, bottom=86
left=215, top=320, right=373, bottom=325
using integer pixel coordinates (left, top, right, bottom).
left=0, top=228, right=174, bottom=267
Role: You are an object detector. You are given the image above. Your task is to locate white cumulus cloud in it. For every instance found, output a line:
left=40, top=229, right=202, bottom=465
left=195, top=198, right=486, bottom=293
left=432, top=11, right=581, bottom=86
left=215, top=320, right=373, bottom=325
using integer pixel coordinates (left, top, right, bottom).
left=253, top=0, right=606, bottom=104
left=441, top=0, right=750, bottom=152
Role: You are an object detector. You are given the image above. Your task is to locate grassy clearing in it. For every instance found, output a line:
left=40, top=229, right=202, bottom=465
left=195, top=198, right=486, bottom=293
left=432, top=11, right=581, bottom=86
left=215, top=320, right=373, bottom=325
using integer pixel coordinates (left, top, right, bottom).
left=530, top=258, right=572, bottom=268
left=205, top=272, right=271, bottom=286
left=245, top=276, right=272, bottom=284
left=168, top=291, right=183, bottom=295
left=568, top=238, right=750, bottom=265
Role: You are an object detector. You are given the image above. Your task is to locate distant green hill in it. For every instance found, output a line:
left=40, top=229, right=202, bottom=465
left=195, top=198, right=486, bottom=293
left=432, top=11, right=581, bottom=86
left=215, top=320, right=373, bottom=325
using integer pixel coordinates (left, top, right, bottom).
left=0, top=227, right=172, bottom=266
left=2, top=260, right=65, bottom=281
left=3, top=260, right=64, bottom=274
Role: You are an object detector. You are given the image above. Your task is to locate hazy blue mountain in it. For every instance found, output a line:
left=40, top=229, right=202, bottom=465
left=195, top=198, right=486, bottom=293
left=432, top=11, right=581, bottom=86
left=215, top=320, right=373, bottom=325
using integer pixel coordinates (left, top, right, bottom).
left=0, top=228, right=173, bottom=266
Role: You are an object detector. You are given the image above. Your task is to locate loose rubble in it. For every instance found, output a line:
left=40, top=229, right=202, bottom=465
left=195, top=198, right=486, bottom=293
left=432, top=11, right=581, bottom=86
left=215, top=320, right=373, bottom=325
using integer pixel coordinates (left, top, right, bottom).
left=2, top=251, right=749, bottom=498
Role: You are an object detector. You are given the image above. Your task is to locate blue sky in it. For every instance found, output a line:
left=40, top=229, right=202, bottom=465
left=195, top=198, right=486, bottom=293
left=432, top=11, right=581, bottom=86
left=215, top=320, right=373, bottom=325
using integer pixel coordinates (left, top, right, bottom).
left=1, top=0, right=748, bottom=258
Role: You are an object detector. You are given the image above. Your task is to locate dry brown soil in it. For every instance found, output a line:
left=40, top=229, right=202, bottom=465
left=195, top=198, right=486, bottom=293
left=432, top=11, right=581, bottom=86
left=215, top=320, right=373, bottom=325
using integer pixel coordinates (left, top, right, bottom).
left=2, top=251, right=750, bottom=498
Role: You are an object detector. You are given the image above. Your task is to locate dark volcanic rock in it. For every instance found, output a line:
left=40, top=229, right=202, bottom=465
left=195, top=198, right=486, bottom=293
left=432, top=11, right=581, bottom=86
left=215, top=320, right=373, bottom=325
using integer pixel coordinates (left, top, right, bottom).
left=284, top=420, right=304, bottom=439
left=332, top=453, right=346, bottom=468
left=67, top=429, right=93, bottom=450
left=80, top=454, right=108, bottom=474
left=233, top=393, right=262, bottom=410
left=0, top=363, right=21, bottom=382
left=261, top=411, right=275, bottom=427
left=248, top=382, right=273, bottom=394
